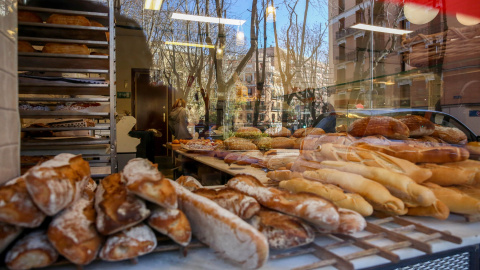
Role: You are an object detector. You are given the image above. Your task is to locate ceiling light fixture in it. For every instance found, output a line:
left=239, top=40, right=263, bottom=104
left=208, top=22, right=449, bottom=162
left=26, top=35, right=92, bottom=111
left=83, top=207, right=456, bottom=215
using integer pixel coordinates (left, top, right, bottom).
left=165, top=41, right=215, bottom=48
left=144, top=0, right=163, bottom=10
left=350, top=24, right=413, bottom=35
left=456, top=13, right=480, bottom=26
left=171, top=13, right=246, bottom=26
left=404, top=2, right=439, bottom=25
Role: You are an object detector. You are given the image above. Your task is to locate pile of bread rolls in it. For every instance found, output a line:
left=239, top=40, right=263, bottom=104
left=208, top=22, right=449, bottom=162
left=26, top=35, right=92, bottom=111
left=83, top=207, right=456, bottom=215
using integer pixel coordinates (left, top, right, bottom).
left=0, top=154, right=367, bottom=270
left=267, top=115, right=480, bottom=220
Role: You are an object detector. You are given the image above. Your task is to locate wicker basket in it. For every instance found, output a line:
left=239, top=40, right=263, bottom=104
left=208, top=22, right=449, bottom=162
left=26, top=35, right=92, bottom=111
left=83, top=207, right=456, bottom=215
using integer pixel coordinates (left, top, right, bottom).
left=402, top=24, right=480, bottom=68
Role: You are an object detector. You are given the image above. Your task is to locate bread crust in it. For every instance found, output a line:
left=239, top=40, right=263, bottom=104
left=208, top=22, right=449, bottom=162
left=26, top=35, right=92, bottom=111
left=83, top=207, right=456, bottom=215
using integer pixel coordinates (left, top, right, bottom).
left=431, top=125, right=468, bottom=145
left=148, top=207, right=192, bottom=246
left=194, top=188, right=261, bottom=219
left=300, top=133, right=356, bottom=150
left=42, top=43, right=90, bottom=55
left=46, top=14, right=91, bottom=26
left=407, top=199, right=450, bottom=220
left=6, top=231, right=58, bottom=270
left=423, top=182, right=480, bottom=215
left=0, top=223, right=23, bottom=254
left=18, top=11, right=43, bottom=23
left=395, top=115, right=435, bottom=137
left=271, top=137, right=295, bottom=149
left=265, top=127, right=292, bottom=137
left=420, top=163, right=475, bottom=186
left=176, top=175, right=203, bottom=191
left=223, top=137, right=258, bottom=150
left=348, top=116, right=410, bottom=140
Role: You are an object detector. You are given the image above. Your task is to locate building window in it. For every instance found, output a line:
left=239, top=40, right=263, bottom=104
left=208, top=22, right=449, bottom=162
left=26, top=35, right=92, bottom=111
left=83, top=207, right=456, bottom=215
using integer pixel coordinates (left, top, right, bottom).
left=338, top=0, right=345, bottom=14
left=248, top=88, right=253, bottom=96
left=337, top=68, right=346, bottom=84
left=356, top=9, right=365, bottom=24
left=339, top=43, right=346, bottom=62
left=356, top=0, right=362, bottom=5
left=339, top=18, right=345, bottom=31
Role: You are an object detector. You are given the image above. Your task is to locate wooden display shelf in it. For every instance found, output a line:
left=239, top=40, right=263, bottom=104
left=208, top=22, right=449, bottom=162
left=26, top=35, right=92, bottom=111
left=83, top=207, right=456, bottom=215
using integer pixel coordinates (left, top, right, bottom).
left=19, top=82, right=110, bottom=96
left=19, top=53, right=108, bottom=71
left=20, top=111, right=109, bottom=118
left=18, top=6, right=109, bottom=18
left=19, top=36, right=108, bottom=47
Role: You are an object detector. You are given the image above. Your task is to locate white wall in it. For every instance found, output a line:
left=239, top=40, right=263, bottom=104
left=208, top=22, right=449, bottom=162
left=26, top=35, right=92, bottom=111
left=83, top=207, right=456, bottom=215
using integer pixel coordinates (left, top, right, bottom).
left=0, top=0, right=20, bottom=184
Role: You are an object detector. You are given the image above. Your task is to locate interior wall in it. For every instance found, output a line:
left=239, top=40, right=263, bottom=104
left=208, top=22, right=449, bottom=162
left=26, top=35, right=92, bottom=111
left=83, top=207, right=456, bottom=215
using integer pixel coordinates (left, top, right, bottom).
left=0, top=0, right=19, bottom=184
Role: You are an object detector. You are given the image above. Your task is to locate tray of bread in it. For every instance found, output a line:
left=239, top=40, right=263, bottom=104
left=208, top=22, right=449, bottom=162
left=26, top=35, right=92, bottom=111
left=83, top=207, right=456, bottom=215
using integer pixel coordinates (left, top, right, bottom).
left=180, top=139, right=222, bottom=152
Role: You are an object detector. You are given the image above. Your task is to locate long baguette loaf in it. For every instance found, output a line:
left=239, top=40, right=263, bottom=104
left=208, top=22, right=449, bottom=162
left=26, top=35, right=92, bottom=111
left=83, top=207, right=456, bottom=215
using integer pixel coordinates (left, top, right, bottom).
left=423, top=182, right=480, bottom=215
left=249, top=209, right=315, bottom=249
left=452, top=185, right=480, bottom=200
left=442, top=160, right=480, bottom=186
left=319, top=161, right=436, bottom=207
left=315, top=208, right=366, bottom=235
left=227, top=174, right=340, bottom=231
left=193, top=188, right=261, bottom=219
left=170, top=180, right=269, bottom=269
left=420, top=163, right=475, bottom=186
left=407, top=199, right=450, bottom=220
left=267, top=170, right=303, bottom=181
left=356, top=143, right=469, bottom=163
left=123, top=158, right=177, bottom=209
left=303, top=169, right=406, bottom=215
left=290, top=157, right=324, bottom=172
left=279, top=178, right=373, bottom=216
left=311, top=143, right=432, bottom=183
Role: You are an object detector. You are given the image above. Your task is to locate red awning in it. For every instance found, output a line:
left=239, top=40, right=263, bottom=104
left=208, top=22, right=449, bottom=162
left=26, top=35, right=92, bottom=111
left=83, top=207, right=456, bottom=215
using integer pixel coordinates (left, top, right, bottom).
left=381, top=0, right=480, bottom=19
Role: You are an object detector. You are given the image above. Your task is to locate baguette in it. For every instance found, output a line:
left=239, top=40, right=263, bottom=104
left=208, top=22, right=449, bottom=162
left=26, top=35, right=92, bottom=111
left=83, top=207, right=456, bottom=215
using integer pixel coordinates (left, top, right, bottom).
left=319, top=161, right=436, bottom=207
left=420, top=163, right=475, bottom=186
left=407, top=199, right=450, bottom=220
left=452, top=185, right=480, bottom=200
left=193, top=188, right=261, bottom=219
left=0, top=176, right=46, bottom=227
left=249, top=209, right=315, bottom=249
left=170, top=180, right=269, bottom=269
left=395, top=115, right=435, bottom=137
left=6, top=231, right=58, bottom=270
left=348, top=116, right=410, bottom=139
left=95, top=173, right=150, bottom=235
left=290, top=157, right=324, bottom=172
left=312, top=143, right=432, bottom=183
left=265, top=155, right=299, bottom=170
left=303, top=169, right=406, bottom=215
left=148, top=207, right=191, bottom=246
left=0, top=223, right=23, bottom=254
left=442, top=160, right=480, bottom=186
left=279, top=178, right=373, bottom=216
left=267, top=170, right=303, bottom=181
left=265, top=126, right=292, bottom=137
left=423, top=182, right=480, bottom=215
left=123, top=158, right=177, bottom=209
left=227, top=174, right=340, bottom=231
left=356, top=143, right=469, bottom=163
left=319, top=208, right=366, bottom=234
left=99, top=223, right=157, bottom=261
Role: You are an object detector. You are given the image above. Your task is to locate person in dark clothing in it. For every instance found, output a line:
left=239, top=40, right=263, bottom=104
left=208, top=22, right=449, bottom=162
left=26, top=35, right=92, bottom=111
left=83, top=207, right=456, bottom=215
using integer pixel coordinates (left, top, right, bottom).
left=169, top=98, right=192, bottom=140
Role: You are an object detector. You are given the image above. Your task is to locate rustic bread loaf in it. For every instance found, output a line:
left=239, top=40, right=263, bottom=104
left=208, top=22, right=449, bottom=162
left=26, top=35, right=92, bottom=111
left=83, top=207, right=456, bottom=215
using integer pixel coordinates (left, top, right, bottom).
left=0, top=223, right=22, bottom=254
left=176, top=175, right=203, bottom=191
left=148, top=207, right=191, bottom=246
left=348, top=116, right=410, bottom=140
left=265, top=126, right=292, bottom=137
left=431, top=125, right=468, bottom=145
left=193, top=188, right=261, bottom=219
left=99, top=223, right=157, bottom=261
left=170, top=180, right=269, bottom=269
left=46, top=14, right=91, bottom=26
left=249, top=209, right=315, bottom=249
left=42, top=43, right=90, bottom=55
left=293, top=127, right=326, bottom=138
left=6, top=231, right=58, bottom=270
left=0, top=176, right=46, bottom=227
left=253, top=137, right=272, bottom=150
left=18, top=41, right=35, bottom=53
left=223, top=137, right=258, bottom=150
left=395, top=115, right=435, bottom=137
left=300, top=133, right=356, bottom=150
left=95, top=173, right=150, bottom=235
left=123, top=158, right=177, bottom=209
left=267, top=170, right=303, bottom=181
left=328, top=208, right=367, bottom=234
left=271, top=137, right=295, bottom=149
left=235, top=127, right=263, bottom=139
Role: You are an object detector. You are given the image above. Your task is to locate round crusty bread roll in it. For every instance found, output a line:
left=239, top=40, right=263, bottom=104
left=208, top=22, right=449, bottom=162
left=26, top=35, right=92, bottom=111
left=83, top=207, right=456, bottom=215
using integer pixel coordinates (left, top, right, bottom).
left=395, top=115, right=435, bottom=137
left=42, top=43, right=90, bottom=55
left=18, top=11, right=43, bottom=23
left=265, top=126, right=292, bottom=137
left=466, top=142, right=480, bottom=155
left=431, top=125, right=468, bottom=145
left=46, top=14, right=91, bottom=26
left=235, top=127, right=262, bottom=139
left=348, top=116, right=410, bottom=140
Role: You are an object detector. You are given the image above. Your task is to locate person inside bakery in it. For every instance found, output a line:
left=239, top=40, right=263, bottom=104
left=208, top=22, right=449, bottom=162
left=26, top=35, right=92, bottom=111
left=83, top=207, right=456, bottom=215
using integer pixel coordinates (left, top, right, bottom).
left=315, top=91, right=336, bottom=133
left=169, top=98, right=193, bottom=140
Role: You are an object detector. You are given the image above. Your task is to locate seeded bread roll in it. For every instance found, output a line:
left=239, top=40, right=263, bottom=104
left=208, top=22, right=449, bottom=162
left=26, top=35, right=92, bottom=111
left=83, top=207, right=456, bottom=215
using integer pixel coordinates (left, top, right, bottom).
left=235, top=127, right=263, bottom=139
left=148, top=207, right=191, bottom=246
left=348, top=116, right=410, bottom=140
left=395, top=115, right=435, bottom=137
left=6, top=231, right=58, bottom=270
left=193, top=188, right=261, bottom=219
left=223, top=137, right=258, bottom=150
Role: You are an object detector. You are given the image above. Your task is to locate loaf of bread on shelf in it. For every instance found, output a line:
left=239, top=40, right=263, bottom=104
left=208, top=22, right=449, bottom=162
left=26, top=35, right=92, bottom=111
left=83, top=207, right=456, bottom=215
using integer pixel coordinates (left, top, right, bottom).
left=18, top=11, right=43, bottom=23
left=193, top=188, right=261, bottom=219
left=223, top=137, right=258, bottom=150
left=303, top=169, right=406, bottom=215
left=24, top=153, right=90, bottom=216
left=263, top=155, right=299, bottom=171
left=316, top=208, right=366, bottom=235
left=236, top=151, right=266, bottom=166
left=271, top=137, right=295, bottom=149
left=423, top=182, right=480, bottom=215
left=99, top=223, right=157, bottom=261
left=42, top=43, right=90, bottom=55
left=123, top=158, right=177, bottom=209
left=0, top=176, right=46, bottom=227
left=442, top=160, right=480, bottom=186
left=0, top=223, right=22, bottom=254
left=290, top=157, right=324, bottom=173
left=253, top=137, right=273, bottom=150
left=46, top=14, right=91, bottom=26
left=407, top=199, right=450, bottom=220
left=95, top=173, right=150, bottom=235
left=235, top=127, right=263, bottom=139
left=47, top=190, right=102, bottom=265
left=452, top=185, right=480, bottom=200
left=395, top=115, right=435, bottom=137
left=348, top=116, right=410, bottom=140
left=6, top=231, right=58, bottom=270
left=18, top=41, right=35, bottom=53
left=265, top=126, right=291, bottom=137
left=266, top=170, right=303, bottom=181
left=279, top=178, right=373, bottom=217
left=466, top=142, right=480, bottom=155
left=300, top=133, right=356, bottom=150
left=170, top=180, right=269, bottom=269
left=293, top=127, right=326, bottom=138
left=356, top=143, right=469, bottom=163
left=249, top=209, right=315, bottom=249
left=89, top=20, right=109, bottom=40
left=175, top=175, right=203, bottom=191
left=311, top=143, right=432, bottom=183
left=227, top=174, right=340, bottom=231
left=431, top=125, right=468, bottom=145
left=420, top=163, right=475, bottom=186
left=406, top=135, right=447, bottom=146
left=148, top=206, right=191, bottom=247
left=319, top=161, right=436, bottom=207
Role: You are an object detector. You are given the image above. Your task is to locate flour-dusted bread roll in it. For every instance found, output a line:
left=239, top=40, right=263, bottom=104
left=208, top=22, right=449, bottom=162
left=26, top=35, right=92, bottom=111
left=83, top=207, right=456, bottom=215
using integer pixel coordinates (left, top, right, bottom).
left=265, top=126, right=291, bottom=137
left=148, top=207, right=191, bottom=246
left=332, top=208, right=367, bottom=234
left=25, top=153, right=90, bottom=216
left=175, top=175, right=203, bottom=191
left=42, top=43, right=90, bottom=55
left=95, top=173, right=150, bottom=235
left=46, top=14, right=91, bottom=26
left=0, top=223, right=23, bottom=254
left=249, top=209, right=315, bottom=249
left=348, top=116, right=410, bottom=140
left=0, top=176, right=46, bottom=227
left=395, top=115, right=435, bottom=137
left=99, top=223, right=157, bottom=261
left=123, top=158, right=177, bottom=209
left=48, top=186, right=102, bottom=265
left=171, top=180, right=269, bottom=269
left=227, top=174, right=340, bottom=231
left=6, top=231, right=58, bottom=270
left=193, top=188, right=261, bottom=219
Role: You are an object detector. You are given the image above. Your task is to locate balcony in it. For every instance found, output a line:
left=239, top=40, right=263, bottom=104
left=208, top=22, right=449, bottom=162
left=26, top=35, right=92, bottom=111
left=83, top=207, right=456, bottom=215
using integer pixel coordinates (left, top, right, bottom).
left=336, top=28, right=361, bottom=39
left=335, top=50, right=358, bottom=62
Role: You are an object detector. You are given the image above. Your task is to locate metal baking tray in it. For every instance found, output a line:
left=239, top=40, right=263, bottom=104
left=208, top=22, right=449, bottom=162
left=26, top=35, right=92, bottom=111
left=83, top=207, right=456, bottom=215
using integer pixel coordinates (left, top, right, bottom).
left=20, top=111, right=109, bottom=118
left=19, top=53, right=109, bottom=71
left=19, top=82, right=110, bottom=96
left=18, top=6, right=109, bottom=18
